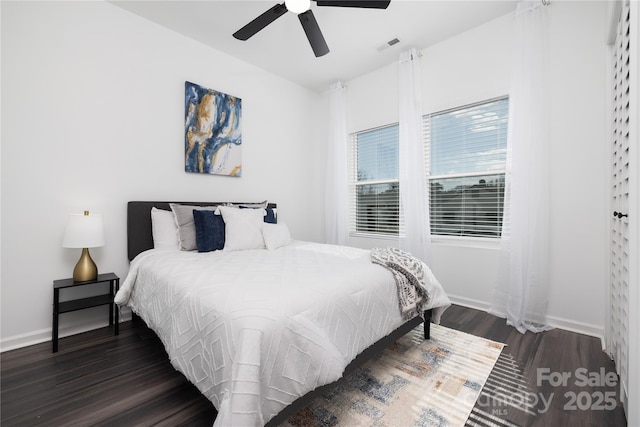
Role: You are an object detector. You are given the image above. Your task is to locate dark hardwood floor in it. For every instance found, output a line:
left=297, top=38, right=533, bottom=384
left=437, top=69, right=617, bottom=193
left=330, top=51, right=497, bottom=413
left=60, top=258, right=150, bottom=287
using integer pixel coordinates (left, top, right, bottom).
left=1, top=305, right=627, bottom=426
left=445, top=305, right=627, bottom=427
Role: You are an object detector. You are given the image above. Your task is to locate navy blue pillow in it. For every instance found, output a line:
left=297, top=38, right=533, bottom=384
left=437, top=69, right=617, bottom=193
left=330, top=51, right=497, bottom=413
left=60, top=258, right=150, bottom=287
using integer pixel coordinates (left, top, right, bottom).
left=264, top=207, right=277, bottom=224
left=193, top=209, right=225, bottom=252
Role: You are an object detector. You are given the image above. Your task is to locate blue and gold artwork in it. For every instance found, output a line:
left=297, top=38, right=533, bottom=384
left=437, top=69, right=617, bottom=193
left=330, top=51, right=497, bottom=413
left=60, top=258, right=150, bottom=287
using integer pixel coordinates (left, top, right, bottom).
left=184, top=81, right=242, bottom=176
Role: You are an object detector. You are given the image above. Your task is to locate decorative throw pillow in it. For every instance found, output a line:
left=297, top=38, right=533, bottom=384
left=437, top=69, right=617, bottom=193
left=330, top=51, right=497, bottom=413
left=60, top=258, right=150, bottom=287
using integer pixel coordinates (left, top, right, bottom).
left=193, top=210, right=225, bottom=252
left=262, top=222, right=291, bottom=250
left=218, top=206, right=265, bottom=251
left=264, top=207, right=277, bottom=224
left=170, top=203, right=219, bottom=251
left=151, top=207, right=179, bottom=250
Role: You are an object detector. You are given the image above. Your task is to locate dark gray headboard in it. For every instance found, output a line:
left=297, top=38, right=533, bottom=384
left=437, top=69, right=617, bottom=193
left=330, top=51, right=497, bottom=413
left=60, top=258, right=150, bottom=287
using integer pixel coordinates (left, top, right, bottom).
left=127, top=201, right=277, bottom=261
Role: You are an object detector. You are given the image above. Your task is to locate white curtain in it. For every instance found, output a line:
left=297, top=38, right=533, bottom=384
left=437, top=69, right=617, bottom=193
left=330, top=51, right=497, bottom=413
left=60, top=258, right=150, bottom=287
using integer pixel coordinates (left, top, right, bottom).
left=325, top=81, right=349, bottom=245
left=398, top=48, right=431, bottom=264
left=490, top=1, right=553, bottom=334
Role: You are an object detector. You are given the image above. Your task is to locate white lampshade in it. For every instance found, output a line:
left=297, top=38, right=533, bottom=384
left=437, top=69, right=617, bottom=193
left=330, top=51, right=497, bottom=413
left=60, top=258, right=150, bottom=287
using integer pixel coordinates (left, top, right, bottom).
left=285, top=0, right=310, bottom=13
left=62, top=211, right=105, bottom=248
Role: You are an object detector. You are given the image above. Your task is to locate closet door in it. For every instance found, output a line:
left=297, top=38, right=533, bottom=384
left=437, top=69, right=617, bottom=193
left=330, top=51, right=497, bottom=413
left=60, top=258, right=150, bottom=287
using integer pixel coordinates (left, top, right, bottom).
left=608, top=0, right=631, bottom=413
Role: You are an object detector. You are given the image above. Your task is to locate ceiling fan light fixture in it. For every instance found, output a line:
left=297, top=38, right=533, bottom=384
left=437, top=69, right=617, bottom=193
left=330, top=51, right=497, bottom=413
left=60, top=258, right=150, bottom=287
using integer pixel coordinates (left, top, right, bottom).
left=234, top=0, right=392, bottom=57
left=285, top=0, right=311, bottom=14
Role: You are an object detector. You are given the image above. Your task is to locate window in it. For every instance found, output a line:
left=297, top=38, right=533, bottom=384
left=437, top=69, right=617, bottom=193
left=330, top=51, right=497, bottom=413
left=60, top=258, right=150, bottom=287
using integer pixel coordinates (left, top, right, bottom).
left=349, top=97, right=508, bottom=239
left=426, top=97, right=508, bottom=238
left=350, top=124, right=399, bottom=235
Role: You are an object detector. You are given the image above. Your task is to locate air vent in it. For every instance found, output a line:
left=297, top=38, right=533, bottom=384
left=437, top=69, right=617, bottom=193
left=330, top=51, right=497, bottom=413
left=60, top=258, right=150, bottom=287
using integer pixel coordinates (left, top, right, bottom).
left=376, top=37, right=400, bottom=52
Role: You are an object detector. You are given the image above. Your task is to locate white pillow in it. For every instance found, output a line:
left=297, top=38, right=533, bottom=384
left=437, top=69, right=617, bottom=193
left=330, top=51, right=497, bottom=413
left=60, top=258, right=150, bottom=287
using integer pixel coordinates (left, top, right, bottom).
left=218, top=206, right=265, bottom=251
left=170, top=203, right=220, bottom=251
left=151, top=207, right=179, bottom=250
left=262, top=222, right=292, bottom=251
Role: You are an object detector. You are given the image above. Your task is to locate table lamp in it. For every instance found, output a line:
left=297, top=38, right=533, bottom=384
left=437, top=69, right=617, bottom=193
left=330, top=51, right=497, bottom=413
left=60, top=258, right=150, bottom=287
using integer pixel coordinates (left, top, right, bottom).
left=62, top=210, right=105, bottom=282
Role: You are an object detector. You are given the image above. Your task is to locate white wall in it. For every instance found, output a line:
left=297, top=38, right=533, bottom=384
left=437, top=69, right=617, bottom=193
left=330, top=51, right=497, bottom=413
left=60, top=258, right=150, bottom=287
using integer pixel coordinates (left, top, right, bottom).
left=0, top=1, right=327, bottom=350
left=343, top=2, right=609, bottom=337
left=545, top=1, right=609, bottom=335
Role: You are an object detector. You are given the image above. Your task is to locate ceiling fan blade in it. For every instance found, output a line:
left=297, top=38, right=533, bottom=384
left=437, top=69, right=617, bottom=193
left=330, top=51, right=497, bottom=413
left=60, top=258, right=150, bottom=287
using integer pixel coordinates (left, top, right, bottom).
left=233, top=3, right=288, bottom=41
left=298, top=10, right=329, bottom=57
left=313, top=0, right=390, bottom=9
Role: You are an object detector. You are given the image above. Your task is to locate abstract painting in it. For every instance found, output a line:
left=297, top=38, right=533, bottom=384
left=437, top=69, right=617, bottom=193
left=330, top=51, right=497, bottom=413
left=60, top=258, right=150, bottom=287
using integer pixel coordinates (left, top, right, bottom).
left=184, top=81, right=242, bottom=176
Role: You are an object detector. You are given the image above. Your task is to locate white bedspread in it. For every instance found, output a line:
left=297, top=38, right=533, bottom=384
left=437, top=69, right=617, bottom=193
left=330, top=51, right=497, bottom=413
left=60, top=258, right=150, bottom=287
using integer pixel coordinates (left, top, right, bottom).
left=115, top=241, right=450, bottom=426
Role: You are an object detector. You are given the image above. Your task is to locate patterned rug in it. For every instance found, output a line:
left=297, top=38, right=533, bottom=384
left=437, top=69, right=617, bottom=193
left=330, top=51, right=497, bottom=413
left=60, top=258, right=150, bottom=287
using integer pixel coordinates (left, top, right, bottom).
left=281, top=324, right=505, bottom=427
left=465, top=351, right=535, bottom=427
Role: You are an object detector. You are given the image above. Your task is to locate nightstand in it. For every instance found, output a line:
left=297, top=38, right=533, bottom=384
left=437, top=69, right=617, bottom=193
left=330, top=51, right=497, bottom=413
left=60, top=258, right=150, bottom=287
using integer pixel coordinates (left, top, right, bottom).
left=52, top=272, right=119, bottom=352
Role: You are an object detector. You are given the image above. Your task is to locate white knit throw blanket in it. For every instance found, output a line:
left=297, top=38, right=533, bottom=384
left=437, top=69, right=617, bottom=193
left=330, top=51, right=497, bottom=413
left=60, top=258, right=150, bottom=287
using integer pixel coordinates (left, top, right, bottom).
left=370, top=247, right=431, bottom=320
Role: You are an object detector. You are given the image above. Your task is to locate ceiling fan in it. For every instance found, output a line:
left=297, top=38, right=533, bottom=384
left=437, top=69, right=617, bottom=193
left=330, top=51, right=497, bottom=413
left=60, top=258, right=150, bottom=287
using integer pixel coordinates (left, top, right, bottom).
left=233, top=0, right=391, bottom=58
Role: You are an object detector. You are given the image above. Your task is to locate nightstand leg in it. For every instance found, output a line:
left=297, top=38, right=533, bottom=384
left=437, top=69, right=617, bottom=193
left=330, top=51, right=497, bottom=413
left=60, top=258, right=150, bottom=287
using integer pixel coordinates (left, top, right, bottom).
left=114, top=278, right=120, bottom=335
left=108, top=281, right=114, bottom=327
left=52, top=288, right=59, bottom=353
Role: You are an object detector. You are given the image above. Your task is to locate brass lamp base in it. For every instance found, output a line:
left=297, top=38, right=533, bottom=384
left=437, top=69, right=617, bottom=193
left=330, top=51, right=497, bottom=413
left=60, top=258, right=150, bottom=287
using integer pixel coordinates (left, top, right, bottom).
left=73, top=248, right=98, bottom=282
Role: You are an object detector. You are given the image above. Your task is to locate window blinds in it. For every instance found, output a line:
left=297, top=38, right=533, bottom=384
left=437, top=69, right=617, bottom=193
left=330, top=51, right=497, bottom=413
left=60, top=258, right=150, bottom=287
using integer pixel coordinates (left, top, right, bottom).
left=425, top=98, right=508, bottom=238
left=349, top=98, right=508, bottom=239
left=350, top=124, right=400, bottom=235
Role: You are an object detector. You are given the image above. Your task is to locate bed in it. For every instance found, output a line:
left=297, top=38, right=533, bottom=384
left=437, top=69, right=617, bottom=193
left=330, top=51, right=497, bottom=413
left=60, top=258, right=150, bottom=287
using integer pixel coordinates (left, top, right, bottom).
left=116, top=201, right=451, bottom=426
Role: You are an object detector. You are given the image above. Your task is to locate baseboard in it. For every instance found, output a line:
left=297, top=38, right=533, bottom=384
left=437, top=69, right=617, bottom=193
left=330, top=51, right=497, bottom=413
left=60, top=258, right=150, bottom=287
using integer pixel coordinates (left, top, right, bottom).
left=448, top=294, right=605, bottom=345
left=544, top=313, right=605, bottom=347
left=0, top=309, right=133, bottom=353
left=0, top=327, right=53, bottom=353
left=448, top=294, right=492, bottom=312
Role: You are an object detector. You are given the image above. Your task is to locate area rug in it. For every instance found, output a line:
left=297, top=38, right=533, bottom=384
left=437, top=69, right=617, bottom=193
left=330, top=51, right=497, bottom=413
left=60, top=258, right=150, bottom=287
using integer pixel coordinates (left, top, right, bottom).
left=281, top=324, right=505, bottom=427
left=465, top=351, right=535, bottom=427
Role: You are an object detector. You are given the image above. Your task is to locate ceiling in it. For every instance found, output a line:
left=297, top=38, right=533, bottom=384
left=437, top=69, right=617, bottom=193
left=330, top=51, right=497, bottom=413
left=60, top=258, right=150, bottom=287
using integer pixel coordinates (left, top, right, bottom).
left=110, top=0, right=517, bottom=93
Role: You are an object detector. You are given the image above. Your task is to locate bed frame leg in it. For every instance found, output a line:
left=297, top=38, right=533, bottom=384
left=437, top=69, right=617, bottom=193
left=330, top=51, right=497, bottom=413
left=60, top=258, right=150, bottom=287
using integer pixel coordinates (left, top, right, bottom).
left=424, top=309, right=432, bottom=339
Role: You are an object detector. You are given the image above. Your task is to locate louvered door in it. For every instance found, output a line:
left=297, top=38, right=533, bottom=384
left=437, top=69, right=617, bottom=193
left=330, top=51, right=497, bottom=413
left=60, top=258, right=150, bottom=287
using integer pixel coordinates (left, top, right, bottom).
left=608, top=0, right=631, bottom=412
